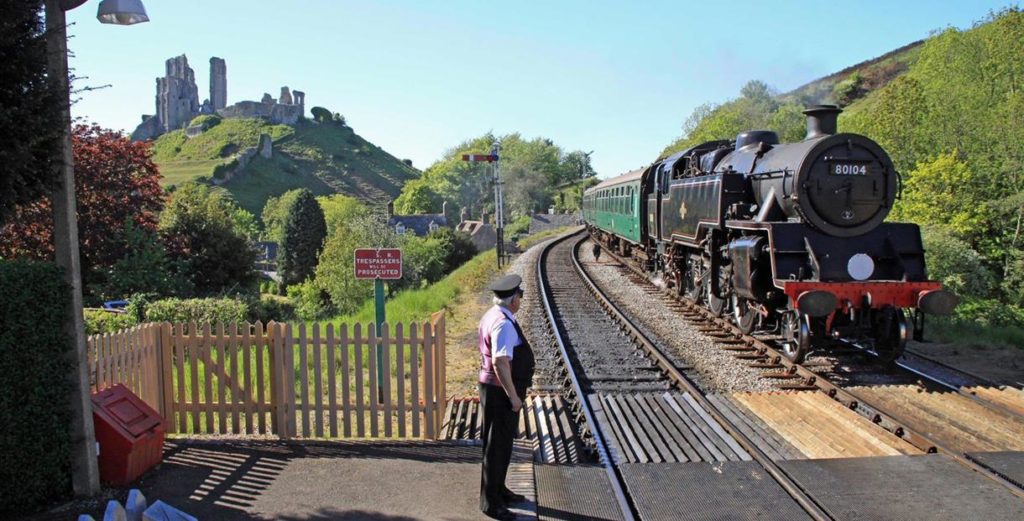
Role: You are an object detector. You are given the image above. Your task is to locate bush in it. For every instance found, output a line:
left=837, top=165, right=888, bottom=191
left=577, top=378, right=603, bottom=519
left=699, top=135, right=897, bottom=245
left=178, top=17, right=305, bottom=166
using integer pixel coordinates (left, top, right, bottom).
left=279, top=189, right=327, bottom=286
left=0, top=261, right=72, bottom=513
left=145, top=297, right=249, bottom=325
left=287, top=280, right=331, bottom=320
left=84, top=309, right=137, bottom=335
left=310, top=106, right=332, bottom=123
left=921, top=225, right=994, bottom=299
left=211, top=158, right=239, bottom=180
left=249, top=295, right=296, bottom=323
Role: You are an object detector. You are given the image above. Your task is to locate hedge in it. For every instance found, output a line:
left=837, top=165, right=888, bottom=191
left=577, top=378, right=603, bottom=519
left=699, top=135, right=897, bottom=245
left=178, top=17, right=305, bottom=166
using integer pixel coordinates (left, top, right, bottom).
left=144, top=297, right=248, bottom=325
left=84, top=308, right=137, bottom=335
left=0, top=261, right=73, bottom=513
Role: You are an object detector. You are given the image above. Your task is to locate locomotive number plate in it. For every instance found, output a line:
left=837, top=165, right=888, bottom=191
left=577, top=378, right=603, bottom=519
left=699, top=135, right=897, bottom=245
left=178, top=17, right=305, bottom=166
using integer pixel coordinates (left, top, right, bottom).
left=832, top=163, right=868, bottom=176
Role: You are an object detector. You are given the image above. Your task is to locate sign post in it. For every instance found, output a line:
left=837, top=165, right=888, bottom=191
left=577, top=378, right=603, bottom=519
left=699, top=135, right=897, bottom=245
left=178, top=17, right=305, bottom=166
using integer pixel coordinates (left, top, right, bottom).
left=462, top=140, right=504, bottom=267
left=354, top=248, right=403, bottom=403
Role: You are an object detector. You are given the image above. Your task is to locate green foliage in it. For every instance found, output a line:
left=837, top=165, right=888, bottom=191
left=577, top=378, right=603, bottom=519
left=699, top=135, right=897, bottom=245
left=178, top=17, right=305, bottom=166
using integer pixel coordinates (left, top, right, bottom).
left=0, top=0, right=62, bottom=226
left=261, top=189, right=304, bottom=242
left=831, top=72, right=865, bottom=106
left=894, top=152, right=989, bottom=237
left=310, top=106, right=332, bottom=123
left=332, top=248, right=498, bottom=325
left=211, top=157, right=238, bottom=180
left=314, top=213, right=398, bottom=315
left=188, top=114, right=222, bottom=131
left=249, top=295, right=296, bottom=322
left=921, top=225, right=994, bottom=298
left=145, top=297, right=249, bottom=324
left=279, top=189, right=327, bottom=286
left=318, top=194, right=371, bottom=236
left=0, top=260, right=71, bottom=512
left=395, top=133, right=594, bottom=219
left=287, top=279, right=331, bottom=321
left=84, top=309, right=137, bottom=335
left=506, top=215, right=532, bottom=236
left=159, top=183, right=258, bottom=296
left=150, top=118, right=293, bottom=162
left=94, top=219, right=191, bottom=301
left=661, top=80, right=806, bottom=157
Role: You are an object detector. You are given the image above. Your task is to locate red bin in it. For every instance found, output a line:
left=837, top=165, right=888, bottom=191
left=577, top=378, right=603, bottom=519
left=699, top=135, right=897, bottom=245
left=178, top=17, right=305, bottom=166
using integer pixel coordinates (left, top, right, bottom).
left=91, top=384, right=165, bottom=486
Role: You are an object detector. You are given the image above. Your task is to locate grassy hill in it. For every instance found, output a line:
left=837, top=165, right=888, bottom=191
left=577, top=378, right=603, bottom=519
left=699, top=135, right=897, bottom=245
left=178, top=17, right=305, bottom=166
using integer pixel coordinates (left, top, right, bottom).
left=152, top=116, right=420, bottom=216
left=780, top=40, right=923, bottom=108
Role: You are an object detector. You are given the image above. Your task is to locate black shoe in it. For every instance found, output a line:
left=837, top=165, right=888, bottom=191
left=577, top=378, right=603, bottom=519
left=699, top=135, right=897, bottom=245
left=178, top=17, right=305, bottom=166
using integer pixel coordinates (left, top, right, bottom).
left=482, top=506, right=516, bottom=521
left=502, top=488, right=527, bottom=503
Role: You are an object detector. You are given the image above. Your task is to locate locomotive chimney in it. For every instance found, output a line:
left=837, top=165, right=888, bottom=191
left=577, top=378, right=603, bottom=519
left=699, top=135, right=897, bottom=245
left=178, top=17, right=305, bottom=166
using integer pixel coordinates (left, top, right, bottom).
left=803, top=104, right=842, bottom=140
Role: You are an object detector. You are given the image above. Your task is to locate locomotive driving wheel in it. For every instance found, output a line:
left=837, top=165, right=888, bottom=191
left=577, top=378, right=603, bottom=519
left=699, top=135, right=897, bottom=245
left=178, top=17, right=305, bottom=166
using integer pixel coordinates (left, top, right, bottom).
left=871, top=307, right=909, bottom=363
left=706, top=265, right=731, bottom=316
left=732, top=295, right=759, bottom=334
left=780, top=311, right=810, bottom=363
left=685, top=254, right=704, bottom=303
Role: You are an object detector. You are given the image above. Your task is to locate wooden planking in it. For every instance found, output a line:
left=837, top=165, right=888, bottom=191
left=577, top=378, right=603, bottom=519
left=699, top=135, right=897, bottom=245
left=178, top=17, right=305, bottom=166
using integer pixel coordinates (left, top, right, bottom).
left=229, top=323, right=241, bottom=435
left=215, top=323, right=227, bottom=434
left=354, top=324, right=365, bottom=437
left=368, top=324, right=379, bottom=437
left=255, top=322, right=267, bottom=434
left=298, top=323, right=310, bottom=437
left=313, top=324, right=324, bottom=438
left=382, top=323, right=392, bottom=437
left=423, top=321, right=435, bottom=439
left=395, top=323, right=406, bottom=438
left=409, top=323, right=420, bottom=438
left=326, top=324, right=338, bottom=438
left=86, top=316, right=447, bottom=441
left=340, top=324, right=351, bottom=438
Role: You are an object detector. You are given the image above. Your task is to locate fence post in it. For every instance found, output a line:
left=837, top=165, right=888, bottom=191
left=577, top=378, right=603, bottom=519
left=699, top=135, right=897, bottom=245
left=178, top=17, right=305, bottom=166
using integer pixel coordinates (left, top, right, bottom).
left=268, top=322, right=279, bottom=438
left=158, top=322, right=175, bottom=433
left=430, top=310, right=446, bottom=437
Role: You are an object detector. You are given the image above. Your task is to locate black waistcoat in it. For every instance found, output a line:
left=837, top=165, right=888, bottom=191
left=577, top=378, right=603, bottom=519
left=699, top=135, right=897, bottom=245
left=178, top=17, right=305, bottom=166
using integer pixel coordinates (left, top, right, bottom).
left=508, top=319, right=535, bottom=400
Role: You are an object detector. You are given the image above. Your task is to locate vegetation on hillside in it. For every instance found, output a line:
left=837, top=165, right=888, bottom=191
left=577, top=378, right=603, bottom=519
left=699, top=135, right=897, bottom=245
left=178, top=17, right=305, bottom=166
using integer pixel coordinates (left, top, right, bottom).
left=151, top=115, right=420, bottom=216
left=660, top=8, right=1024, bottom=342
left=395, top=133, right=595, bottom=219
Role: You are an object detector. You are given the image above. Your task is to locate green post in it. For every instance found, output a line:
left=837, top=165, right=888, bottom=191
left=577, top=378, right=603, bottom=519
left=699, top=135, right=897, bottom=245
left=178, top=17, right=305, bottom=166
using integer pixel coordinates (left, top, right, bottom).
left=375, top=278, right=386, bottom=403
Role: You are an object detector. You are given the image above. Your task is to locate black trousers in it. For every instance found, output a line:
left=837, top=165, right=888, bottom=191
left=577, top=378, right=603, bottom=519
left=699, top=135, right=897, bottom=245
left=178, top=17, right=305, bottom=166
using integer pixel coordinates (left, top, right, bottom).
left=479, top=382, right=517, bottom=512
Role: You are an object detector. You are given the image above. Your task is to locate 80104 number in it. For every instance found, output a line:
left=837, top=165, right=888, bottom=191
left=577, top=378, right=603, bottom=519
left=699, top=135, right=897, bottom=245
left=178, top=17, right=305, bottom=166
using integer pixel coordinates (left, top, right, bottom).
left=833, top=164, right=867, bottom=175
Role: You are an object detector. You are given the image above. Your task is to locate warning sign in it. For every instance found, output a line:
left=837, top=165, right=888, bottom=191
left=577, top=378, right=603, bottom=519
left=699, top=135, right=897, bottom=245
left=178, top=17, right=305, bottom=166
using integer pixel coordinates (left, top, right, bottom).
left=354, top=248, right=403, bottom=280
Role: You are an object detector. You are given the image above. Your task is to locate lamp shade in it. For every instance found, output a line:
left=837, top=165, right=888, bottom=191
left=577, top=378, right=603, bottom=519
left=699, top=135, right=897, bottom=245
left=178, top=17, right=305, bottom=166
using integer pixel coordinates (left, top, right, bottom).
left=96, top=0, right=149, bottom=25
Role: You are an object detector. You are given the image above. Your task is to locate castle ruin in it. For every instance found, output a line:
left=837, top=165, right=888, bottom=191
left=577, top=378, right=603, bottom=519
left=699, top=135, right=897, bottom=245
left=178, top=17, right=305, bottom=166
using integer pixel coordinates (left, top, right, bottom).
left=132, top=55, right=305, bottom=141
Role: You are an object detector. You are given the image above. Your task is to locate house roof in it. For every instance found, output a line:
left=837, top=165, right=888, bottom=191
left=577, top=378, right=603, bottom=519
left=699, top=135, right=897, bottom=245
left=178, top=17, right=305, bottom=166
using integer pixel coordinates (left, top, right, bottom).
left=388, top=214, right=448, bottom=236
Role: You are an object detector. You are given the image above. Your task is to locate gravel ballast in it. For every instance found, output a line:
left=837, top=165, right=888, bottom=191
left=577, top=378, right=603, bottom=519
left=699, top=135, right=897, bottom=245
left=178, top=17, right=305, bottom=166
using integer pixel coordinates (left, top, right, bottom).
left=579, top=239, right=782, bottom=394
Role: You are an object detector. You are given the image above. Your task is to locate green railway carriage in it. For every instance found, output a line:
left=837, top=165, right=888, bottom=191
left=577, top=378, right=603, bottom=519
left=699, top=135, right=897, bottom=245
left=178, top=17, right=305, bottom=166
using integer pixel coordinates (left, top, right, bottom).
left=582, top=168, right=644, bottom=245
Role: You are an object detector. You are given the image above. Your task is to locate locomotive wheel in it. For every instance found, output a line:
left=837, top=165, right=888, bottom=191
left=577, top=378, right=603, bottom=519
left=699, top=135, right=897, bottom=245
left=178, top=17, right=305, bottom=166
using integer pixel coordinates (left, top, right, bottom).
left=780, top=312, right=810, bottom=363
left=872, top=307, right=909, bottom=363
left=685, top=256, right=703, bottom=303
left=706, top=265, right=731, bottom=316
left=707, top=283, right=728, bottom=316
left=732, top=296, right=759, bottom=334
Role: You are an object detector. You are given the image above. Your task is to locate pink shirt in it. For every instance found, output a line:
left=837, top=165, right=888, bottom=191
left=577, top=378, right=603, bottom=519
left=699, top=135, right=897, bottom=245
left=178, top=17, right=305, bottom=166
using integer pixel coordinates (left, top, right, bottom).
left=478, top=305, right=521, bottom=385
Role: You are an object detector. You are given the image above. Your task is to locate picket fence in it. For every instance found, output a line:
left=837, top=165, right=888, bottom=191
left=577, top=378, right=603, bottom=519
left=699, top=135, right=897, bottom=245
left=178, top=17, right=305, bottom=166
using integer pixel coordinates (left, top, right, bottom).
left=86, top=312, right=447, bottom=439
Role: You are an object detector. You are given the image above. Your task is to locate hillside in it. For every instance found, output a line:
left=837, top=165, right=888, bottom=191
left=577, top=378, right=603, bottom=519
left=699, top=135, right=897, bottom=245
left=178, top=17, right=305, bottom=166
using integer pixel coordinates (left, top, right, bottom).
left=781, top=40, right=923, bottom=107
left=152, top=116, right=420, bottom=216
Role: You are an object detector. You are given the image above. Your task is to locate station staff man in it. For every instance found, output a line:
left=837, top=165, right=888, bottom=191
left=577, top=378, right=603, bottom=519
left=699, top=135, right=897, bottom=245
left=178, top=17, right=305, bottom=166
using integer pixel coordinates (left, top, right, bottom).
left=478, top=274, right=534, bottom=521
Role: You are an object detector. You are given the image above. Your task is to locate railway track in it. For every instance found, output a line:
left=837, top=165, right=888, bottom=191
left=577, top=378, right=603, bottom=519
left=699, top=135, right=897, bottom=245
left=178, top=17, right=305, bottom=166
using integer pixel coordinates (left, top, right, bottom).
left=536, top=231, right=831, bottom=520
left=586, top=235, right=1024, bottom=500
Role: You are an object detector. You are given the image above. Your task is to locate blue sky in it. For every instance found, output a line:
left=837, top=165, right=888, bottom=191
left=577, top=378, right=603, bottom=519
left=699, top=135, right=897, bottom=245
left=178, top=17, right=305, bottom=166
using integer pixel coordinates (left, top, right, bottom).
left=68, top=0, right=1013, bottom=178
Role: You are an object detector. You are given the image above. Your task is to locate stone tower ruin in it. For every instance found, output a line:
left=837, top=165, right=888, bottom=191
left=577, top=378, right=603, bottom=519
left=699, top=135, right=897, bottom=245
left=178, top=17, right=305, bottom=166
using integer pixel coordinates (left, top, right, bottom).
left=210, top=57, right=227, bottom=111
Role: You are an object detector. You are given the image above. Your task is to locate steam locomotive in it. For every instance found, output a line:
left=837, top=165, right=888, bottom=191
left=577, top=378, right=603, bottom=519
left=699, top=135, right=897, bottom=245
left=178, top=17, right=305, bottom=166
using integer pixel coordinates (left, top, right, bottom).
left=582, top=105, right=957, bottom=362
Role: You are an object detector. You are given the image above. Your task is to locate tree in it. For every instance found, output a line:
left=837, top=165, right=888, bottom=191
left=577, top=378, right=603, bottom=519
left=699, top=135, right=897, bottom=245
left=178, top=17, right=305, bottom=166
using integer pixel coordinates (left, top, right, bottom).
left=315, top=213, right=400, bottom=314
left=96, top=220, right=191, bottom=300
left=159, top=183, right=257, bottom=296
left=0, top=0, right=62, bottom=225
left=279, top=189, right=327, bottom=286
left=261, top=189, right=303, bottom=241
left=318, top=194, right=370, bottom=236
left=310, top=106, right=332, bottom=123
left=0, top=124, right=164, bottom=300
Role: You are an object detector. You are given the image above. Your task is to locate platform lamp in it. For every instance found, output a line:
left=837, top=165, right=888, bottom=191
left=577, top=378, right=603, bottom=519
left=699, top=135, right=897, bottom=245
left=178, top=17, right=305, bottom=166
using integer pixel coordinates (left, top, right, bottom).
left=43, top=0, right=149, bottom=496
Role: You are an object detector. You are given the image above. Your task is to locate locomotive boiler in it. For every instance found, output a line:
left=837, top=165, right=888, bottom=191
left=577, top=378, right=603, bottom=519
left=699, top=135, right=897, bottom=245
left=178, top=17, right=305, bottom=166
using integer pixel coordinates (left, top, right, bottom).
left=582, top=105, right=957, bottom=362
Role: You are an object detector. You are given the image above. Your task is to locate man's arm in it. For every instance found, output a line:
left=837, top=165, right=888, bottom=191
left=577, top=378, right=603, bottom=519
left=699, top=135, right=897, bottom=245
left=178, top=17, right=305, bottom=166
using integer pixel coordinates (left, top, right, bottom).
left=493, top=356, right=522, bottom=413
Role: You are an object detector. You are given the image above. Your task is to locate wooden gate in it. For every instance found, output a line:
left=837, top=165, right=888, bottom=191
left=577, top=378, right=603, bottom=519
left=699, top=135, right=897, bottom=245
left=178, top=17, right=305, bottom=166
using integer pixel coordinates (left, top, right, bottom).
left=86, top=312, right=447, bottom=439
